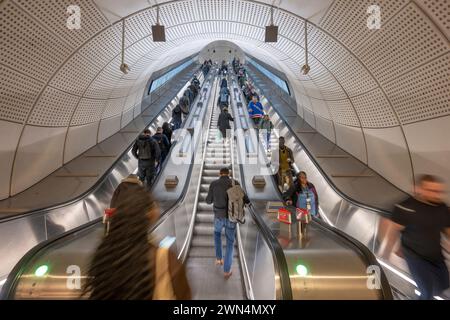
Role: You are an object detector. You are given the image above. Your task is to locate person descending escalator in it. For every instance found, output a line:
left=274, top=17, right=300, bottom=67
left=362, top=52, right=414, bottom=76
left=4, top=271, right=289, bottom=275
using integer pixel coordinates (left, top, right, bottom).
left=220, top=76, right=228, bottom=89
left=217, top=107, right=234, bottom=142
left=217, top=86, right=230, bottom=111
left=206, top=168, right=250, bottom=279
left=83, top=188, right=191, bottom=300
left=132, top=129, right=161, bottom=188
left=153, top=127, right=171, bottom=166
left=171, top=104, right=183, bottom=131
left=283, top=171, right=320, bottom=218
left=179, top=93, right=190, bottom=120
left=162, top=122, right=173, bottom=149
left=188, top=83, right=198, bottom=100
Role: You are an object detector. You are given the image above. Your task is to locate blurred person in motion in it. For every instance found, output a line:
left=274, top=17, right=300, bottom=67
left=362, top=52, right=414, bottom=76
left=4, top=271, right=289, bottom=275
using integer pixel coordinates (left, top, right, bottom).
left=217, top=107, right=234, bottom=142
left=390, top=175, right=450, bottom=300
left=83, top=189, right=191, bottom=300
left=283, top=171, right=319, bottom=218
left=217, top=85, right=230, bottom=111
left=132, top=129, right=161, bottom=188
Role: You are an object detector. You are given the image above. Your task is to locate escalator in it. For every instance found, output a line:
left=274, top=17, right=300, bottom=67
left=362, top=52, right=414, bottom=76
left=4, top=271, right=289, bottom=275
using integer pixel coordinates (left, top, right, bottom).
left=0, top=65, right=207, bottom=288
left=1, top=73, right=292, bottom=300
left=228, top=71, right=393, bottom=300
left=185, top=86, right=244, bottom=300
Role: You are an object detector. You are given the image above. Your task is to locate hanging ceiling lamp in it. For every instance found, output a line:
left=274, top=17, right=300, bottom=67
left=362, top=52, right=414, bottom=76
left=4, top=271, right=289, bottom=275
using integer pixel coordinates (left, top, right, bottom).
left=152, top=1, right=166, bottom=42
left=301, top=20, right=310, bottom=75
left=120, top=19, right=130, bottom=74
left=265, top=3, right=278, bottom=42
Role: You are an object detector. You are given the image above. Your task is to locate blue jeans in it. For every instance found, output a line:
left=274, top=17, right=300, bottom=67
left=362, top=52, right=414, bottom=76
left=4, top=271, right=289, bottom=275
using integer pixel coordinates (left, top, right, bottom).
left=403, top=247, right=449, bottom=300
left=214, top=217, right=237, bottom=273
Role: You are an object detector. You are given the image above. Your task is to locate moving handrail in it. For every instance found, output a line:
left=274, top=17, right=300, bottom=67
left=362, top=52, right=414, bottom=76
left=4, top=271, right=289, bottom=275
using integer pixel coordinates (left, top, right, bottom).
left=1, top=69, right=218, bottom=300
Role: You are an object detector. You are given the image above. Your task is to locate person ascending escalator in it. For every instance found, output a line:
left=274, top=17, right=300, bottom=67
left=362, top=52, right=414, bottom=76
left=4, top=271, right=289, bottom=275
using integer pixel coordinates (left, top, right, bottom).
left=283, top=171, right=320, bottom=218
left=153, top=127, right=171, bottom=165
left=171, top=104, right=183, bottom=130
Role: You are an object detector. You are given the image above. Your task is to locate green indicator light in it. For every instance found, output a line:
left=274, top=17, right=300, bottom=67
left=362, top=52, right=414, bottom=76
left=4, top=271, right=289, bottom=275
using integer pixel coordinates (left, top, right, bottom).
left=35, top=265, right=49, bottom=277
left=296, top=264, right=308, bottom=277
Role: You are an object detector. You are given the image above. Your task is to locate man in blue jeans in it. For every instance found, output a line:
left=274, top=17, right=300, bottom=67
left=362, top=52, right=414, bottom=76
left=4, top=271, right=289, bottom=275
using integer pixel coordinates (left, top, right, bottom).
left=206, top=168, right=250, bottom=279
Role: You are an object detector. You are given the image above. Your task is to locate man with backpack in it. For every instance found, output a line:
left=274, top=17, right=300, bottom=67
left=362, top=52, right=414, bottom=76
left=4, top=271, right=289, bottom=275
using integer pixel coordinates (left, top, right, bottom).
left=131, top=129, right=161, bottom=188
left=217, top=86, right=230, bottom=111
left=206, top=168, right=250, bottom=279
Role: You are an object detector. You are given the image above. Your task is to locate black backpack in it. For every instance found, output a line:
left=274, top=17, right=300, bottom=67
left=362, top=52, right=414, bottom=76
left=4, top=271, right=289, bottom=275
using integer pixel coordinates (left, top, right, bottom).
left=137, top=139, right=153, bottom=160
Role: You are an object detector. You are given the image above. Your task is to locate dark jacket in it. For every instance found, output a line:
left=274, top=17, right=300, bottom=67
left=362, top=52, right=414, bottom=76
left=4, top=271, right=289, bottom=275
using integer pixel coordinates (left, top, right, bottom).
left=279, top=146, right=294, bottom=167
left=110, top=176, right=144, bottom=208
left=132, top=135, right=161, bottom=161
left=206, top=176, right=250, bottom=219
left=163, top=127, right=173, bottom=147
left=153, top=133, right=170, bottom=155
left=283, top=181, right=319, bottom=216
left=220, top=79, right=228, bottom=88
left=218, top=111, right=234, bottom=131
left=172, top=104, right=182, bottom=123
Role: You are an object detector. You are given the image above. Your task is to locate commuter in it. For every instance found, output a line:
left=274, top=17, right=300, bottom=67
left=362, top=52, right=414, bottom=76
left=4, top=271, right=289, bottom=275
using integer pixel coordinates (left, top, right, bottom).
left=153, top=127, right=171, bottom=164
left=171, top=104, right=183, bottom=130
left=188, top=83, right=198, bottom=100
left=217, top=86, right=230, bottom=111
left=217, top=107, right=234, bottom=141
left=219, top=60, right=228, bottom=76
left=390, top=175, right=450, bottom=300
left=282, top=174, right=294, bottom=193
left=83, top=189, right=191, bottom=300
left=179, top=94, right=190, bottom=119
left=132, top=129, right=161, bottom=188
left=248, top=95, right=264, bottom=127
left=162, top=122, right=173, bottom=148
left=202, top=63, right=210, bottom=78
left=259, top=114, right=274, bottom=151
left=283, top=171, right=320, bottom=217
left=206, top=168, right=250, bottom=278
left=276, top=136, right=294, bottom=189
left=192, top=76, right=201, bottom=92
left=185, top=87, right=194, bottom=105
left=220, top=77, right=228, bottom=89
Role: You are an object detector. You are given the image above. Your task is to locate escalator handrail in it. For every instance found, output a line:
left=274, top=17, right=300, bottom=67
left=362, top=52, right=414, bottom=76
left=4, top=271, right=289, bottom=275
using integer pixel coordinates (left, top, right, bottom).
left=241, top=69, right=392, bottom=299
left=230, top=73, right=293, bottom=300
left=1, top=69, right=211, bottom=300
left=246, top=66, right=397, bottom=218
left=0, top=64, right=202, bottom=223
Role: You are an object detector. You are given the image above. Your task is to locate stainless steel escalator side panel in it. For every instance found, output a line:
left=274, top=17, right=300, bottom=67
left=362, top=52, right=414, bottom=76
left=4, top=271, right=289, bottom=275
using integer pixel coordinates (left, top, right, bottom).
left=247, top=70, right=398, bottom=299
left=230, top=72, right=390, bottom=300
left=2, top=71, right=218, bottom=300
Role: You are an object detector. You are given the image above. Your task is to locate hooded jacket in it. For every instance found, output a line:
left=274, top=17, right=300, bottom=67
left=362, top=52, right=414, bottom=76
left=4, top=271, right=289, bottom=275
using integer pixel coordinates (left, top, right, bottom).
left=132, top=135, right=161, bottom=161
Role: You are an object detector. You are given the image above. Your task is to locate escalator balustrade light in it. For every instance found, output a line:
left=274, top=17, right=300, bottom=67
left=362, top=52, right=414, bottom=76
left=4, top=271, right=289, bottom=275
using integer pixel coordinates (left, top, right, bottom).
left=34, top=265, right=49, bottom=277
left=295, top=264, right=308, bottom=277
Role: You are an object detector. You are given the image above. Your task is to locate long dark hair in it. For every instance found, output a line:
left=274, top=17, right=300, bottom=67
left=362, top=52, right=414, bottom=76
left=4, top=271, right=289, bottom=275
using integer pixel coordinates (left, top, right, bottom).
left=83, top=189, right=158, bottom=299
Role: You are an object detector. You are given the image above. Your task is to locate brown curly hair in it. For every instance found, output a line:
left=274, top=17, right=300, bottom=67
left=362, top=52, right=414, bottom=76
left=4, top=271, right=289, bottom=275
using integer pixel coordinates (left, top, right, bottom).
left=82, top=188, right=159, bottom=299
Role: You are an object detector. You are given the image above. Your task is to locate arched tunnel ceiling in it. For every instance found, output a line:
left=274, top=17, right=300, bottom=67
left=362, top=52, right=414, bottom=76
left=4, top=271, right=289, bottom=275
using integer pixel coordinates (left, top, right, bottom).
left=0, top=0, right=449, bottom=200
